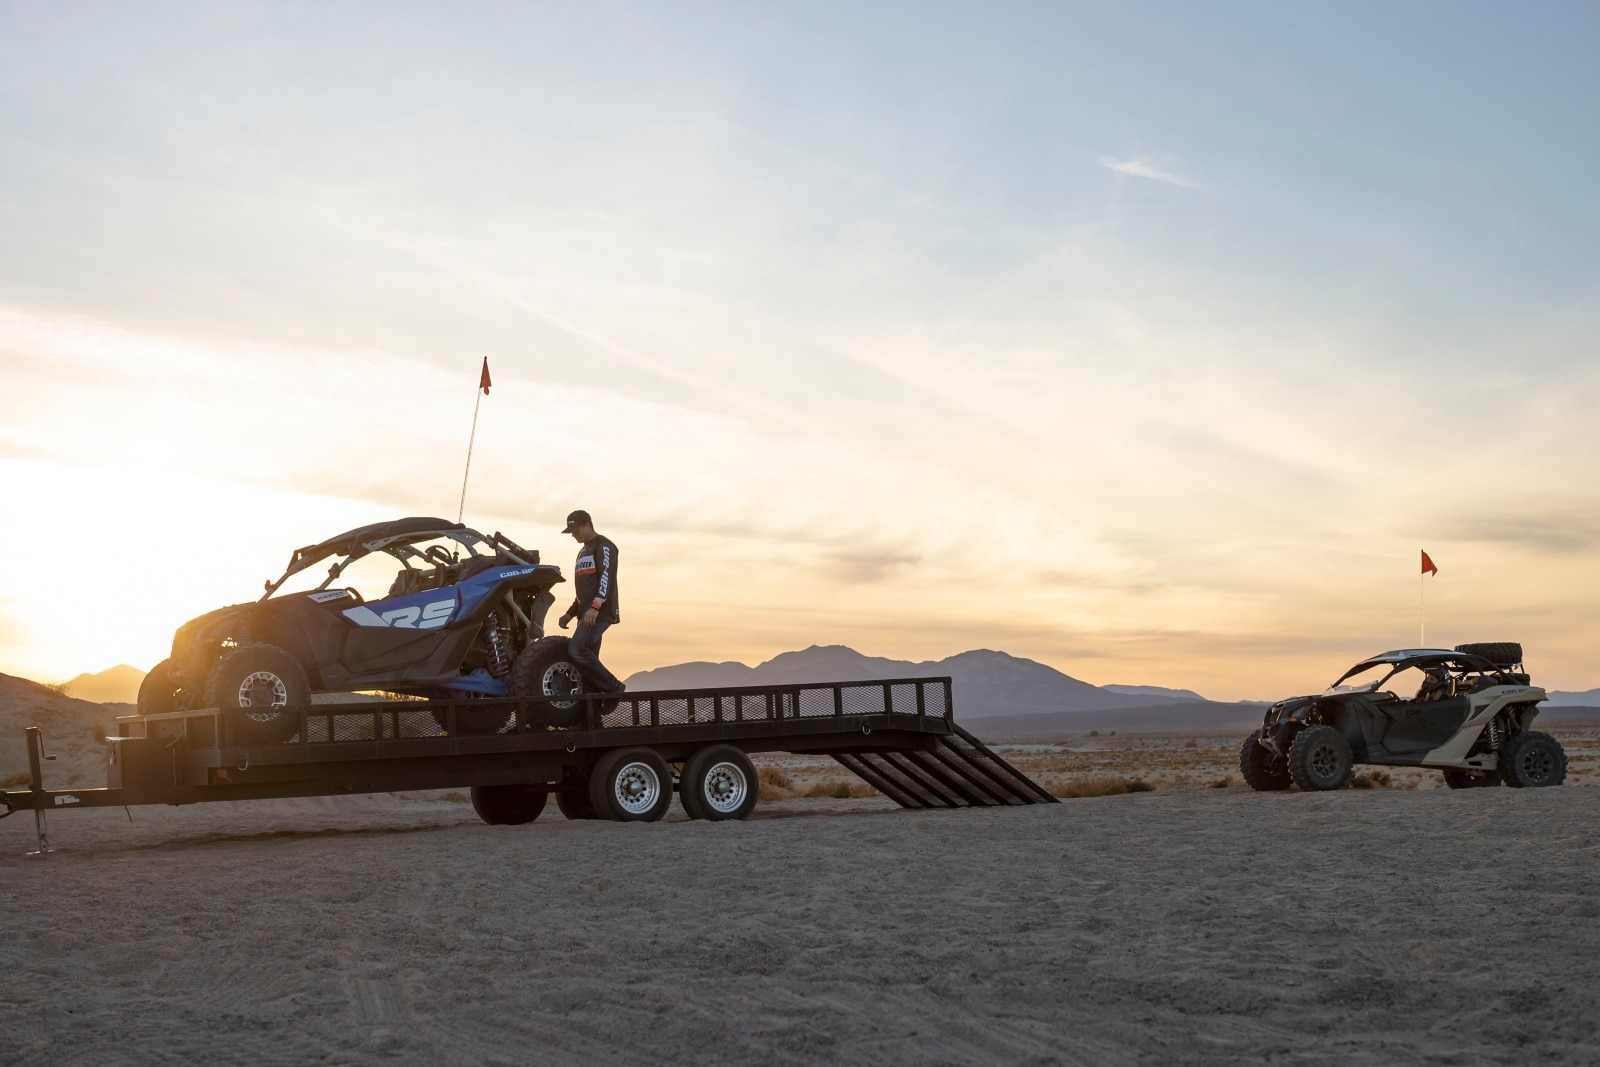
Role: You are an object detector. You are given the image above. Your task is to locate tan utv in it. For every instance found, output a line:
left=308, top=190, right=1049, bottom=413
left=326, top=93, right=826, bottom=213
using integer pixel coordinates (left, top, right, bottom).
left=1240, top=642, right=1565, bottom=791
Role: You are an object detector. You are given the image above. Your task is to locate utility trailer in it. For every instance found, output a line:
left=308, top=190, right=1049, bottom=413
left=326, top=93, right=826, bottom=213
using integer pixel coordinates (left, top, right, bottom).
left=4, top=676, right=1055, bottom=852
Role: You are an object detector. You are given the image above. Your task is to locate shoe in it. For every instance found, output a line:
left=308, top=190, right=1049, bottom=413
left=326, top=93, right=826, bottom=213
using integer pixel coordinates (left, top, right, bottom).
left=608, top=682, right=627, bottom=695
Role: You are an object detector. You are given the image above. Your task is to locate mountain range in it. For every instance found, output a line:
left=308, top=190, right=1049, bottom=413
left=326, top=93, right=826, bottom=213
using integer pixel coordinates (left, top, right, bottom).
left=50, top=649, right=1600, bottom=725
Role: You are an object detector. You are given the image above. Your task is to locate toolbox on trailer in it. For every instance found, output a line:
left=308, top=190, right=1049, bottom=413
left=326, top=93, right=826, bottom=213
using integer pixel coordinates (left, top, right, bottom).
left=4, top=676, right=1055, bottom=852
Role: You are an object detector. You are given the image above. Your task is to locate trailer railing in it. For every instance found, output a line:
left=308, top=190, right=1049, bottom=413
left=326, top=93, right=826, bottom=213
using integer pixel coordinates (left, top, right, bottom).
left=121, top=676, right=955, bottom=749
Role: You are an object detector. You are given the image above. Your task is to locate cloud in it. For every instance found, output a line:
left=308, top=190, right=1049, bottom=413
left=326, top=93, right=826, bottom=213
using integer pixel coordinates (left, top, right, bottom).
left=1096, top=156, right=1202, bottom=190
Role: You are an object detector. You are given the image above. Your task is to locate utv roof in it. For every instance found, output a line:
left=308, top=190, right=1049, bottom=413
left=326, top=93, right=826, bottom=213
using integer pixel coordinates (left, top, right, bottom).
left=288, top=517, right=467, bottom=569
left=1334, top=648, right=1498, bottom=684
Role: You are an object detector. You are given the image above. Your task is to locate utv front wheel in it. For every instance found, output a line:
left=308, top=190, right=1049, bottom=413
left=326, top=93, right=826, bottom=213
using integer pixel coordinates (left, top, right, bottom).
left=137, top=658, right=193, bottom=716
left=1287, top=726, right=1352, bottom=791
left=512, top=637, right=601, bottom=730
left=1500, top=731, right=1567, bottom=788
left=1239, top=730, right=1292, bottom=791
left=204, top=644, right=310, bottom=744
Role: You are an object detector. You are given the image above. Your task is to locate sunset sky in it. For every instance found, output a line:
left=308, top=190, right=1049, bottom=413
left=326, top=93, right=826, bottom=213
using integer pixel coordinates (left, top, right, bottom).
left=2, top=2, right=1597, bottom=699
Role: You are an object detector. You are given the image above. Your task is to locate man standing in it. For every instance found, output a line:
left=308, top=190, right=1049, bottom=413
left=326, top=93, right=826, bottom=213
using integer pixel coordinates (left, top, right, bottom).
left=558, top=510, right=624, bottom=694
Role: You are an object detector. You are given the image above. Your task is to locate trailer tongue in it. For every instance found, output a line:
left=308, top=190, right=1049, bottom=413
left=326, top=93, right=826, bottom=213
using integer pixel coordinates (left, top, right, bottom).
left=5, top=676, right=1054, bottom=851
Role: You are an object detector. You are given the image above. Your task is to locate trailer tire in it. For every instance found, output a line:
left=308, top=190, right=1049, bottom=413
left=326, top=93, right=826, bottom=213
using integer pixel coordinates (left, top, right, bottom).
left=556, top=786, right=598, bottom=820
left=680, top=745, right=759, bottom=821
left=589, top=747, right=673, bottom=822
left=471, top=784, right=548, bottom=825
left=1287, top=725, right=1352, bottom=791
left=204, top=644, right=310, bottom=744
left=430, top=697, right=517, bottom=737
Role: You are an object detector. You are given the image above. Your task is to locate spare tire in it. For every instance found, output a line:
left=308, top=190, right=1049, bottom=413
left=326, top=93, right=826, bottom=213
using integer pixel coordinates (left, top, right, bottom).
left=1454, top=642, right=1523, bottom=666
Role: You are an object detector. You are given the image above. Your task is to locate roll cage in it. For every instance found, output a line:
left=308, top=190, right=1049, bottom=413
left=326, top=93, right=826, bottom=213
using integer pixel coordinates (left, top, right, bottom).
left=259, top=517, right=540, bottom=602
left=1321, top=649, right=1518, bottom=700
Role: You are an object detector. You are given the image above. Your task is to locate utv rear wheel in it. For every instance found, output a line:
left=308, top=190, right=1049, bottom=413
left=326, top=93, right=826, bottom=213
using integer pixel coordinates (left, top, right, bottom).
left=204, top=644, right=310, bottom=744
left=1499, top=731, right=1566, bottom=788
left=1239, top=730, right=1292, bottom=791
left=1287, top=726, right=1353, bottom=791
left=470, top=784, right=548, bottom=825
left=137, top=658, right=192, bottom=716
left=1442, top=769, right=1500, bottom=789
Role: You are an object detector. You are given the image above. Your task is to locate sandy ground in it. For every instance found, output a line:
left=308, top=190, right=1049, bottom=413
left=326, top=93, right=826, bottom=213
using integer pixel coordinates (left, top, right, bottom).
left=4, top=782, right=1598, bottom=1065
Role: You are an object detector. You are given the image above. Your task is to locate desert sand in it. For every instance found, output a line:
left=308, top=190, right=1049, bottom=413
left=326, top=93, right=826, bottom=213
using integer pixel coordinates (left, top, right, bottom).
left=4, top=781, right=1598, bottom=1065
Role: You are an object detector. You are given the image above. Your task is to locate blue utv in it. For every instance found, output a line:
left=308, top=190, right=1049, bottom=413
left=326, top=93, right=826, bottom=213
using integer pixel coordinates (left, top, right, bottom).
left=137, top=517, right=593, bottom=741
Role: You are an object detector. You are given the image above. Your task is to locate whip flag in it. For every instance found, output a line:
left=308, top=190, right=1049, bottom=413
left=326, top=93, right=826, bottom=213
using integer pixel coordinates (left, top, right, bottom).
left=1419, top=549, right=1439, bottom=644
left=1421, top=550, right=1438, bottom=576
left=458, top=359, right=491, bottom=522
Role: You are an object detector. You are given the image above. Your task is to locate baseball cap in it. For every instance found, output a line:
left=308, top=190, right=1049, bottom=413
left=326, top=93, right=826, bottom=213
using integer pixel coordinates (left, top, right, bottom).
left=561, top=509, right=592, bottom=533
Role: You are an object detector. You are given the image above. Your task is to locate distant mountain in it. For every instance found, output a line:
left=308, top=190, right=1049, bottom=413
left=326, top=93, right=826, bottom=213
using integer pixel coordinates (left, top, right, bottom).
left=626, top=645, right=1203, bottom=718
left=1546, top=689, right=1600, bottom=707
left=974, top=700, right=1270, bottom=738
left=1102, top=684, right=1204, bottom=703
left=64, top=664, right=146, bottom=705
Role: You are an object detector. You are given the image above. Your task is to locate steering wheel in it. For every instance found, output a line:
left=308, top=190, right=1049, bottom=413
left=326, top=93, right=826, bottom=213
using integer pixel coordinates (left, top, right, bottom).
left=426, top=545, right=454, bottom=567
left=344, top=587, right=365, bottom=604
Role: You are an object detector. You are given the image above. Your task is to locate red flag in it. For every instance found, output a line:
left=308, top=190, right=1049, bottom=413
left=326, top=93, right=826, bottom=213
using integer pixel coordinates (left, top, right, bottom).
left=478, top=358, right=492, bottom=395
left=1421, top=550, right=1438, bottom=576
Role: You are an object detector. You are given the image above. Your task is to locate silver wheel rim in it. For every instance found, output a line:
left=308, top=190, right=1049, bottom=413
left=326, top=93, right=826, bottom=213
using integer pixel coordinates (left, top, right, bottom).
left=612, top=761, right=662, bottom=815
left=541, top=662, right=583, bottom=709
left=701, top=761, right=748, bottom=814
left=237, top=671, right=288, bottom=721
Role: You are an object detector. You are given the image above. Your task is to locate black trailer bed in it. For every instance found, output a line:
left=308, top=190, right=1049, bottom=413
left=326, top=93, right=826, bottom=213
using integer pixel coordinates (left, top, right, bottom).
left=5, top=676, right=1055, bottom=851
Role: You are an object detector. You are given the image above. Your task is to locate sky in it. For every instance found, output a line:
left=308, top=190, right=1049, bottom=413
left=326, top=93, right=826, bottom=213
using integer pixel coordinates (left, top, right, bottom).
left=1, top=1, right=1597, bottom=699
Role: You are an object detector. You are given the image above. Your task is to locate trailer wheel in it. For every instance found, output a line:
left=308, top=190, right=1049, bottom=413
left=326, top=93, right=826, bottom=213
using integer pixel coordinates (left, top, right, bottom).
left=589, top=748, right=673, bottom=821
left=555, top=785, right=599, bottom=820
left=471, top=784, right=548, bottom=825
left=680, top=745, right=759, bottom=821
left=204, top=644, right=309, bottom=744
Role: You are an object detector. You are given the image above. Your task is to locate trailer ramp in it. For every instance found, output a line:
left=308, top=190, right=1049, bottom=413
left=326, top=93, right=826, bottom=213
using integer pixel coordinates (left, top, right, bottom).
left=834, top=724, right=1057, bottom=808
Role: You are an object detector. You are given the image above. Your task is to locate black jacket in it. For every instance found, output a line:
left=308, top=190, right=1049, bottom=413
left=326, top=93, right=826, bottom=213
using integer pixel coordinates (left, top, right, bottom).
left=567, top=535, right=619, bottom=623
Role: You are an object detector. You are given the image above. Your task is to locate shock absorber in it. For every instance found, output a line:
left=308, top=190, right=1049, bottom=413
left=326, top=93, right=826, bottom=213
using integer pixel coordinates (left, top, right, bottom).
left=1486, top=717, right=1502, bottom=751
left=484, top=610, right=511, bottom=679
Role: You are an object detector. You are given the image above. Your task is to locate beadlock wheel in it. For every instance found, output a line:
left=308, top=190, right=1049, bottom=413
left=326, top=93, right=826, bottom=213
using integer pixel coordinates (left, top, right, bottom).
left=236, top=671, right=289, bottom=719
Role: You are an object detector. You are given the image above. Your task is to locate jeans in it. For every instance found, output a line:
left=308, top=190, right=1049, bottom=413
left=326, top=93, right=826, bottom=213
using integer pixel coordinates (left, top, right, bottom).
left=568, top=616, right=622, bottom=692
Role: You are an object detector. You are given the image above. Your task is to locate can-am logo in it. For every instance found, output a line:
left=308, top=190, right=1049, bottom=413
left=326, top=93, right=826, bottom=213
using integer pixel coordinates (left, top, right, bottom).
left=342, top=598, right=456, bottom=629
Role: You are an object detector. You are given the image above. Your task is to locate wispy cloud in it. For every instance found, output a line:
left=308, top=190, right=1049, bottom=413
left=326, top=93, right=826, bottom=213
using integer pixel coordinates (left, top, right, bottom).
left=1096, top=156, right=1202, bottom=190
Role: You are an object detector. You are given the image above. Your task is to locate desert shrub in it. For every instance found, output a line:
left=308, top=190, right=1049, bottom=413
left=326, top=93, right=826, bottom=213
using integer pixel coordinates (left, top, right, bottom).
left=438, top=791, right=470, bottom=803
left=41, top=680, right=70, bottom=697
left=1088, top=730, right=1099, bottom=737
left=1349, top=769, right=1394, bottom=789
left=1184, top=738, right=1198, bottom=749
left=756, top=766, right=795, bottom=799
left=801, top=780, right=878, bottom=799
left=1051, top=776, right=1155, bottom=798
left=1208, top=775, right=1232, bottom=788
